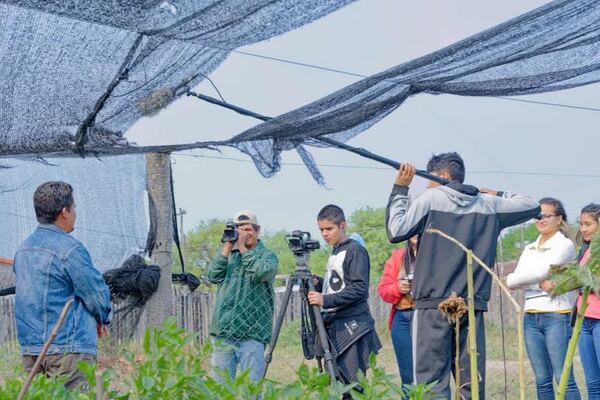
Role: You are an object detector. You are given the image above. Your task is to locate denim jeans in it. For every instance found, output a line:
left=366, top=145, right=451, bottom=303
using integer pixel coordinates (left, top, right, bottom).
left=579, top=317, right=600, bottom=399
left=524, top=312, right=580, bottom=400
left=211, top=337, right=265, bottom=382
left=391, top=309, right=413, bottom=385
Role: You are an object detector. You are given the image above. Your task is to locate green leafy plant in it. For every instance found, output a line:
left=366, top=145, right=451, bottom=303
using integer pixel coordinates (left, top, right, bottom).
left=1, top=319, right=431, bottom=399
left=551, top=232, right=600, bottom=400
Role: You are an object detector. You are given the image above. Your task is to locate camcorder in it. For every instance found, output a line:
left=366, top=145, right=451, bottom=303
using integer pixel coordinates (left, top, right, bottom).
left=285, top=230, right=320, bottom=254
left=220, top=221, right=238, bottom=243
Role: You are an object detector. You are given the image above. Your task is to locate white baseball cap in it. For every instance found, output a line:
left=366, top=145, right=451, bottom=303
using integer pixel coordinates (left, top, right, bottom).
left=233, top=210, right=258, bottom=225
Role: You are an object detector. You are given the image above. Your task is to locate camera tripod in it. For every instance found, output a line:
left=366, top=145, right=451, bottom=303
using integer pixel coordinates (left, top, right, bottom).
left=262, top=250, right=339, bottom=380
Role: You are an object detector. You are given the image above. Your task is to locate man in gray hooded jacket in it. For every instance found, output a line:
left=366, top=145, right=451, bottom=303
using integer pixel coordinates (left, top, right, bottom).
left=385, top=152, right=540, bottom=399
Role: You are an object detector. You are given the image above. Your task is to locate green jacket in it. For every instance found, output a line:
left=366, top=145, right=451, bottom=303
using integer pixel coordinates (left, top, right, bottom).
left=208, top=240, right=278, bottom=343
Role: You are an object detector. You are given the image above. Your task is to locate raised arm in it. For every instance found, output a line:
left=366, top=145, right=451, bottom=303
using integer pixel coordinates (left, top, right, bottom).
left=386, top=186, right=430, bottom=243
left=207, top=250, right=230, bottom=284
left=490, top=191, right=540, bottom=229
left=243, top=250, right=278, bottom=283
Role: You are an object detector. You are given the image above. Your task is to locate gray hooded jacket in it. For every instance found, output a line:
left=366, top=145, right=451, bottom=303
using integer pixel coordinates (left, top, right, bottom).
left=386, top=182, right=540, bottom=310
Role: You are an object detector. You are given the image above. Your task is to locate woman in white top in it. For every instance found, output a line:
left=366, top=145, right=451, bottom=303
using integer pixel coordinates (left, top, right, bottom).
left=507, top=197, right=580, bottom=400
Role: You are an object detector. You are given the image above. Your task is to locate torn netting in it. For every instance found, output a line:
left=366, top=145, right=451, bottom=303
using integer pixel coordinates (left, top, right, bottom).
left=0, top=155, right=147, bottom=272
left=0, top=0, right=354, bottom=156
left=229, top=0, right=600, bottom=182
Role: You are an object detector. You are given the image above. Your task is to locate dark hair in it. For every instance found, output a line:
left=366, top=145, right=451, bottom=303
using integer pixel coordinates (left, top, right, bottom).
left=403, top=237, right=418, bottom=274
left=317, top=204, right=346, bottom=225
left=33, top=181, right=74, bottom=224
left=426, top=152, right=465, bottom=183
left=577, top=203, right=600, bottom=244
left=581, top=203, right=600, bottom=221
left=539, top=197, right=568, bottom=222
left=539, top=197, right=570, bottom=237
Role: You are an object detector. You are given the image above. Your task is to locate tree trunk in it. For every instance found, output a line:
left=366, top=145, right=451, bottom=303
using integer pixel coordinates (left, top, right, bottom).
left=142, top=152, right=173, bottom=329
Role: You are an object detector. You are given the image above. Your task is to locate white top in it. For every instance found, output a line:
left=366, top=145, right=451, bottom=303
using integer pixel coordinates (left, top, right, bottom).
left=506, top=231, right=577, bottom=312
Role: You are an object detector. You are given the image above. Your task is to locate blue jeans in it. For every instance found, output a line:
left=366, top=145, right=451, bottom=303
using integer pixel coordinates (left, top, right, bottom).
left=211, top=337, right=265, bottom=382
left=579, top=317, right=600, bottom=399
left=524, top=313, right=580, bottom=400
left=391, top=309, right=413, bottom=385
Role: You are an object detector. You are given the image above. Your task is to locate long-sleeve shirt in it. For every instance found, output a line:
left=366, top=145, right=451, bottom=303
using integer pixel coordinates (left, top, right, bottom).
left=377, top=248, right=414, bottom=330
left=507, top=231, right=577, bottom=312
left=320, top=238, right=371, bottom=323
left=207, top=240, right=278, bottom=343
left=386, top=182, right=540, bottom=310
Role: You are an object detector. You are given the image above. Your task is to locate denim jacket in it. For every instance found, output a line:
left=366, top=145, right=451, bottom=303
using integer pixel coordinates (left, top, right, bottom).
left=13, top=224, right=112, bottom=355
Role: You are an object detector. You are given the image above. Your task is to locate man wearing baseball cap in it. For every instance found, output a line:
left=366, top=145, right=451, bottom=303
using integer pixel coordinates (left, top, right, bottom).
left=207, top=210, right=279, bottom=382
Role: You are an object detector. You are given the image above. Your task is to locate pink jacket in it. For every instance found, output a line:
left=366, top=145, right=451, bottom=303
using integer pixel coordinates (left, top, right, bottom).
left=577, top=248, right=600, bottom=319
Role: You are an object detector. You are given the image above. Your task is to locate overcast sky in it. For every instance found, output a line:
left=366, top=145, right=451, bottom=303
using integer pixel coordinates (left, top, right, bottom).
left=128, top=0, right=599, bottom=239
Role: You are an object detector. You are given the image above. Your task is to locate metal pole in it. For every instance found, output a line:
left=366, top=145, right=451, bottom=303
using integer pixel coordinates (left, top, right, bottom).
left=188, top=92, right=450, bottom=185
left=262, top=276, right=295, bottom=379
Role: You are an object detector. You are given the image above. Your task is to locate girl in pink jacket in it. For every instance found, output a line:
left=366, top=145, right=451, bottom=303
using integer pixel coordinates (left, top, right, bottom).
left=577, top=203, right=600, bottom=399
left=377, top=236, right=417, bottom=385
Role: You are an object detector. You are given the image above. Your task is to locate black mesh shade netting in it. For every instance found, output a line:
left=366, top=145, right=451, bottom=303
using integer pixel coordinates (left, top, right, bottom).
left=0, top=0, right=355, bottom=156
left=103, top=255, right=161, bottom=313
left=0, top=155, right=147, bottom=272
left=228, top=0, right=600, bottom=184
left=1, top=0, right=599, bottom=183
left=0, top=0, right=355, bottom=264
left=0, top=0, right=599, bottom=255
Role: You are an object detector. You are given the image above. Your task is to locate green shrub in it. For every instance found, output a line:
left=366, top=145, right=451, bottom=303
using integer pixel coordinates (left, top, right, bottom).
left=1, top=319, right=432, bottom=399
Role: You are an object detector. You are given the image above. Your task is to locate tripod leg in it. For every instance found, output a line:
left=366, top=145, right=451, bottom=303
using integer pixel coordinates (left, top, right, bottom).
left=262, top=275, right=295, bottom=379
left=306, top=279, right=340, bottom=380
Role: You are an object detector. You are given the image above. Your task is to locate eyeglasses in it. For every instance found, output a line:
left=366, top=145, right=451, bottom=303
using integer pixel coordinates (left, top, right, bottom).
left=534, top=213, right=558, bottom=221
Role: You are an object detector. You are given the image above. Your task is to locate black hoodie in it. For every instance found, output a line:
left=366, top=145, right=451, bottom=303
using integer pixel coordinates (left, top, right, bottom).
left=320, top=238, right=371, bottom=323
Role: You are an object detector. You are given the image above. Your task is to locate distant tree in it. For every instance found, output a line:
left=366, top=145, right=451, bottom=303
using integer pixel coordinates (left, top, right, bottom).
left=497, top=223, right=539, bottom=262
left=261, top=231, right=297, bottom=275
left=174, top=221, right=331, bottom=282
left=347, top=206, right=400, bottom=278
left=263, top=231, right=331, bottom=277
left=173, top=219, right=225, bottom=278
left=176, top=206, right=407, bottom=287
left=176, top=209, right=550, bottom=289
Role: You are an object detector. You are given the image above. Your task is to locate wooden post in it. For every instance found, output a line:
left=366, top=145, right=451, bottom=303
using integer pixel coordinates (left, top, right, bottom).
left=557, top=288, right=590, bottom=399
left=466, top=251, right=480, bottom=400
left=143, top=153, right=173, bottom=328
left=517, top=310, right=526, bottom=400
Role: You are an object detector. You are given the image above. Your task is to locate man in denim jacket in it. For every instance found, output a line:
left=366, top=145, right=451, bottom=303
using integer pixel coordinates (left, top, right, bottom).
left=13, top=181, right=112, bottom=389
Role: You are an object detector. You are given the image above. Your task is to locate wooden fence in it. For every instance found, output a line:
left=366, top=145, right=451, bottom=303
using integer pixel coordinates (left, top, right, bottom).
left=0, top=262, right=521, bottom=348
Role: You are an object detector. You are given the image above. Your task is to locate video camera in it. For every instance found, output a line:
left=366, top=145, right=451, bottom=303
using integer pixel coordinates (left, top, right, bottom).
left=285, top=230, right=320, bottom=254
left=220, top=221, right=238, bottom=243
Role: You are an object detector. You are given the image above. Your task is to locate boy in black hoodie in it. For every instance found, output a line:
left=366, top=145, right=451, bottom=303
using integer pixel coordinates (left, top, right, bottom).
left=308, top=204, right=381, bottom=393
